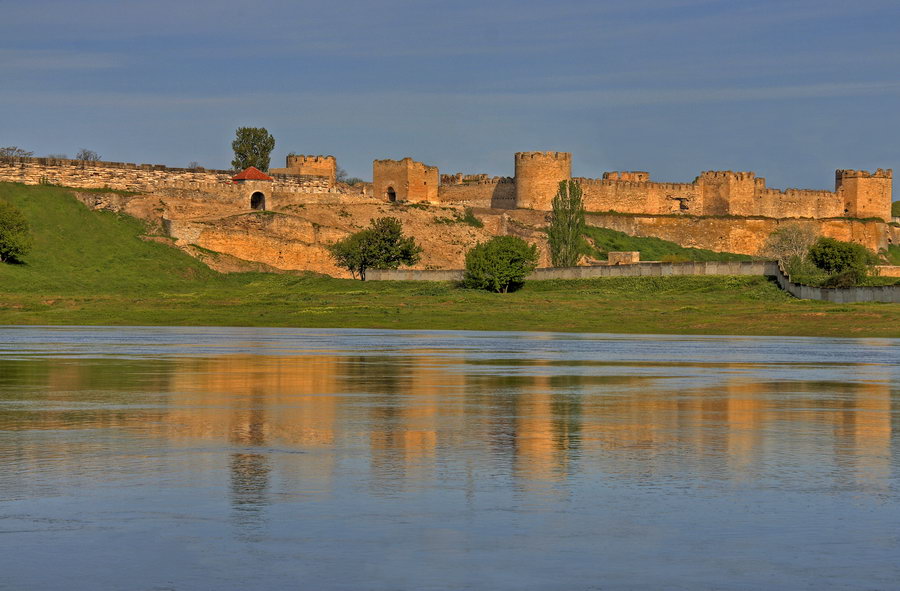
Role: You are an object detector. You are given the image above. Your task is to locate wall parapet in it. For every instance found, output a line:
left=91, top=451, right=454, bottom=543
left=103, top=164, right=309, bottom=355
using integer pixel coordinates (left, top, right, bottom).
left=366, top=261, right=900, bottom=302
left=367, top=261, right=777, bottom=281
left=772, top=262, right=900, bottom=303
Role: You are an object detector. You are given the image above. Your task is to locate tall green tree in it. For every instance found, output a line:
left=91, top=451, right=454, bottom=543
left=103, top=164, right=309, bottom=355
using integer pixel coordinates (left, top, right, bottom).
left=0, top=200, right=32, bottom=263
left=231, top=127, right=275, bottom=172
left=328, top=217, right=422, bottom=280
left=547, top=180, right=586, bottom=267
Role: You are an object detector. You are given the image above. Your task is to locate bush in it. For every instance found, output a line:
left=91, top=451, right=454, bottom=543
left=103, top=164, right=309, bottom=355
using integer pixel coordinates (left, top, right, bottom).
left=822, top=269, right=865, bottom=288
left=328, top=217, right=421, bottom=280
left=807, top=237, right=876, bottom=287
left=463, top=236, right=538, bottom=293
left=0, top=200, right=32, bottom=263
left=808, top=237, right=874, bottom=274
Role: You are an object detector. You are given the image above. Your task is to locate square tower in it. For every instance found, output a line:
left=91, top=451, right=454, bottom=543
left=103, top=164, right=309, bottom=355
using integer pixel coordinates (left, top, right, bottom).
left=372, top=158, right=439, bottom=203
left=835, top=169, right=892, bottom=220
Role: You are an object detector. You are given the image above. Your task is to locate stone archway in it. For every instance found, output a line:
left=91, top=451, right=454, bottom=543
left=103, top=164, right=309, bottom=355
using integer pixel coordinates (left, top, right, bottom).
left=386, top=187, right=397, bottom=202
left=250, top=191, right=266, bottom=210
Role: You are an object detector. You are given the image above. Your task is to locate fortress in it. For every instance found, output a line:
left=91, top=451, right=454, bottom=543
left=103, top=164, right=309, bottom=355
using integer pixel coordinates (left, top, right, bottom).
left=0, top=152, right=892, bottom=221
left=0, top=151, right=896, bottom=276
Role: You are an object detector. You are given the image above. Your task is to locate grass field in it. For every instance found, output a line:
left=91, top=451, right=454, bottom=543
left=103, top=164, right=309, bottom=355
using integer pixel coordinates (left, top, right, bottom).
left=583, top=225, right=751, bottom=262
left=1, top=183, right=898, bottom=337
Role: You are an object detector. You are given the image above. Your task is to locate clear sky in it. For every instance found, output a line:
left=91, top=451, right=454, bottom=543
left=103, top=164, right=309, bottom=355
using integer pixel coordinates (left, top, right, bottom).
left=2, top=0, right=899, bottom=191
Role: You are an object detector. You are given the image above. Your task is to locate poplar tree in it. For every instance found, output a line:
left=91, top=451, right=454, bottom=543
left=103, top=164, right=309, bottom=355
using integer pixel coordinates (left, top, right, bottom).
left=231, top=127, right=275, bottom=172
left=547, top=180, right=586, bottom=267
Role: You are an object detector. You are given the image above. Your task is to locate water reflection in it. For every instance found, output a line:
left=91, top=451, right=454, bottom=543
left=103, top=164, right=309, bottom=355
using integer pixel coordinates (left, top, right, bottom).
left=1, top=350, right=895, bottom=495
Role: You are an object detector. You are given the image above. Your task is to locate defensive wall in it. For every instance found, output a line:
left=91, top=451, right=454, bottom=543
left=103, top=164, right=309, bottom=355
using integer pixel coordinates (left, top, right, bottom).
left=3, top=153, right=891, bottom=223
left=580, top=212, right=890, bottom=255
left=0, top=155, right=371, bottom=210
left=431, top=152, right=892, bottom=221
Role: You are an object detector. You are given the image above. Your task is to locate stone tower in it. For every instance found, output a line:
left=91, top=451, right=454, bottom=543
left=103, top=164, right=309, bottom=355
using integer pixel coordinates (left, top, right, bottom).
left=835, top=169, right=893, bottom=221
left=372, top=157, right=439, bottom=203
left=514, top=151, right=572, bottom=210
left=270, top=155, right=336, bottom=185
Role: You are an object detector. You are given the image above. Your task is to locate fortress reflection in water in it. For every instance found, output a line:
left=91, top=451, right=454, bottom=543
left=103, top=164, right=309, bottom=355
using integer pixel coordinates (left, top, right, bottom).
left=1, top=352, right=894, bottom=502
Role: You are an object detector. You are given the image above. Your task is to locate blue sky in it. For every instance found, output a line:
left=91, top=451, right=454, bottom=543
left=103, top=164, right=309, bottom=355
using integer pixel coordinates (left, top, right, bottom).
left=2, top=0, right=899, bottom=190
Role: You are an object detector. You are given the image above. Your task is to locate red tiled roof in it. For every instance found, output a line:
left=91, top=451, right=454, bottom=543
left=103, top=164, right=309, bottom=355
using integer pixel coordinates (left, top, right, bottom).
left=232, top=166, right=274, bottom=181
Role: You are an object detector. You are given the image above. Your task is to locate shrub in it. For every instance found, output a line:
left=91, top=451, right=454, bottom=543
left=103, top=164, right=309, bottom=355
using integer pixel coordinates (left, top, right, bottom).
left=808, top=237, right=874, bottom=274
left=822, top=269, right=865, bottom=288
left=547, top=180, right=586, bottom=267
left=0, top=200, right=32, bottom=263
left=463, top=236, right=538, bottom=293
left=328, top=217, right=421, bottom=280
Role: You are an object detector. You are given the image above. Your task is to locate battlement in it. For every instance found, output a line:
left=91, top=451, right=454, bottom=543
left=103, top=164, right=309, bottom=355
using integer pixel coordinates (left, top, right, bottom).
left=603, top=171, right=650, bottom=182
left=440, top=173, right=514, bottom=185
left=836, top=168, right=892, bottom=180
left=286, top=154, right=335, bottom=165
left=514, top=151, right=572, bottom=162
left=0, top=155, right=231, bottom=175
left=699, top=171, right=757, bottom=181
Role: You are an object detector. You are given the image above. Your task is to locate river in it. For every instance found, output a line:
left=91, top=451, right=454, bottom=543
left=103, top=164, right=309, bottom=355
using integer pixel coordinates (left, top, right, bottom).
left=1, top=327, right=898, bottom=590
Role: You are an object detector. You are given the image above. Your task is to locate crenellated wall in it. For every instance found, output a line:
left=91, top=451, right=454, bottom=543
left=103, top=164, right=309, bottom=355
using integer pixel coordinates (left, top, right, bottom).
left=437, top=176, right=516, bottom=208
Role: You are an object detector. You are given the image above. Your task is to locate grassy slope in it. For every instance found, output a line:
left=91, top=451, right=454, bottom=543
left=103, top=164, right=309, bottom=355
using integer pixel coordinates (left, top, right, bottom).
left=1, top=183, right=898, bottom=337
left=583, top=226, right=751, bottom=262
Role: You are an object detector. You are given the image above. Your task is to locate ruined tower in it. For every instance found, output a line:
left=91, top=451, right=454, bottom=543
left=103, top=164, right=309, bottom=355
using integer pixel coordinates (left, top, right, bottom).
left=372, top=157, right=439, bottom=203
left=835, top=169, right=893, bottom=221
left=270, top=155, right=336, bottom=184
left=514, top=151, right=572, bottom=210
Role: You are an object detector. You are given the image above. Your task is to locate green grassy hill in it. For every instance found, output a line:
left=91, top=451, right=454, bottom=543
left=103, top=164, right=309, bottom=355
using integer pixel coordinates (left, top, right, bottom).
left=583, top=226, right=751, bottom=262
left=1, top=182, right=897, bottom=336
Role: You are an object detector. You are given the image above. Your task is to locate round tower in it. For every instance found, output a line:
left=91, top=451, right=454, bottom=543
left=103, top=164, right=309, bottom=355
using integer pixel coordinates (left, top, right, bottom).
left=514, top=151, right=572, bottom=210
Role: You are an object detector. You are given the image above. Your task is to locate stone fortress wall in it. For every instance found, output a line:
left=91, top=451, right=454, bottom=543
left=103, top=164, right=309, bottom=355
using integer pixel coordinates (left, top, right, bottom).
left=0, top=155, right=371, bottom=211
left=1, top=151, right=894, bottom=260
left=2, top=152, right=892, bottom=223
left=428, top=152, right=893, bottom=222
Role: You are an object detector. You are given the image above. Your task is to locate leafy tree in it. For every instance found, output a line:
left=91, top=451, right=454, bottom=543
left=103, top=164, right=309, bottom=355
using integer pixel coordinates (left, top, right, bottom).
left=0, top=200, right=32, bottom=263
left=547, top=180, right=586, bottom=267
left=0, top=146, right=34, bottom=157
left=231, top=127, right=275, bottom=172
left=892, top=200, right=900, bottom=218
left=75, top=148, right=101, bottom=161
left=807, top=236, right=875, bottom=285
left=463, top=235, right=538, bottom=293
left=328, top=217, right=422, bottom=280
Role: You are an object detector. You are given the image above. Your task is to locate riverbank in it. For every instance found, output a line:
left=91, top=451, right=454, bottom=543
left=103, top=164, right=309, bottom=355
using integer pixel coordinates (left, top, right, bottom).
left=1, top=183, right=899, bottom=337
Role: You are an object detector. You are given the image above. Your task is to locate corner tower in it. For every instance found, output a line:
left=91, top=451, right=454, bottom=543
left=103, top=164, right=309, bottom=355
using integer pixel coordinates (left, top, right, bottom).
left=514, top=151, right=571, bottom=210
left=835, top=169, right=892, bottom=221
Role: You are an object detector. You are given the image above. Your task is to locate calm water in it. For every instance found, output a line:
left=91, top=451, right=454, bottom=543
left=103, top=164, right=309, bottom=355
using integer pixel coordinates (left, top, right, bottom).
left=1, top=327, right=898, bottom=590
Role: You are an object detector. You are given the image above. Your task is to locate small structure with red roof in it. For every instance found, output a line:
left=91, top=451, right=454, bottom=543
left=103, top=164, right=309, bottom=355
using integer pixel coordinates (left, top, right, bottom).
left=232, top=167, right=273, bottom=210
left=232, top=166, right=274, bottom=182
